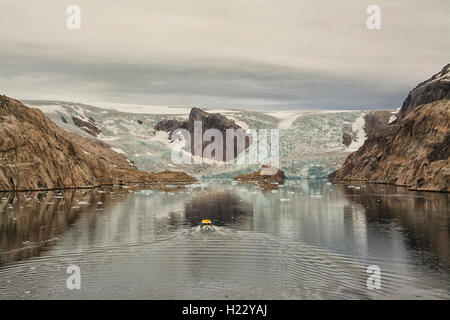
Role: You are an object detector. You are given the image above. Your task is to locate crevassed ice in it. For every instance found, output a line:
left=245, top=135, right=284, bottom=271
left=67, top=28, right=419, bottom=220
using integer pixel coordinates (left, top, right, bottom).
left=26, top=101, right=367, bottom=179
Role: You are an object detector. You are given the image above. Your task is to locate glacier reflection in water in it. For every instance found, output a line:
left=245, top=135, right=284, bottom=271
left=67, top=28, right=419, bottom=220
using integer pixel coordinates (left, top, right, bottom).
left=0, top=180, right=449, bottom=299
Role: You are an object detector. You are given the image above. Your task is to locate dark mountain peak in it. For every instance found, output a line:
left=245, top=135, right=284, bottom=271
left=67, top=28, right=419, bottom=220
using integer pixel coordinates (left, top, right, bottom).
left=329, top=65, right=450, bottom=192
left=154, top=107, right=249, bottom=161
left=399, top=63, right=450, bottom=120
left=189, top=107, right=209, bottom=122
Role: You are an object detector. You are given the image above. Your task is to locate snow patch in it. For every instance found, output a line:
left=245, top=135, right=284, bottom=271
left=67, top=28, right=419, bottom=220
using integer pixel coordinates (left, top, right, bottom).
left=28, top=104, right=71, bottom=118
left=265, top=111, right=303, bottom=129
left=224, top=115, right=250, bottom=131
left=111, top=147, right=127, bottom=155
left=347, top=114, right=366, bottom=152
left=86, top=102, right=238, bottom=116
left=85, top=102, right=191, bottom=114
left=388, top=114, right=397, bottom=124
left=264, top=110, right=355, bottom=129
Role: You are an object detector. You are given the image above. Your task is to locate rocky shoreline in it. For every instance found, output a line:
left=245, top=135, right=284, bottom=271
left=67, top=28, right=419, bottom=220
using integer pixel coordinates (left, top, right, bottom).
left=2, top=66, right=448, bottom=193
left=234, top=165, right=286, bottom=190
left=0, top=96, right=196, bottom=192
left=329, top=64, right=450, bottom=192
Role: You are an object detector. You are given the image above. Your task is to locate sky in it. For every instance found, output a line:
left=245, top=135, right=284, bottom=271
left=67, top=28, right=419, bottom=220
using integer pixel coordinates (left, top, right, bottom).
left=0, top=0, right=448, bottom=110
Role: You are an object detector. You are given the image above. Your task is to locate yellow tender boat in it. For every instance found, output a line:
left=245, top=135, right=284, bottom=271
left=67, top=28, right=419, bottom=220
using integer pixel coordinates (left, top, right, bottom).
left=201, top=219, right=213, bottom=230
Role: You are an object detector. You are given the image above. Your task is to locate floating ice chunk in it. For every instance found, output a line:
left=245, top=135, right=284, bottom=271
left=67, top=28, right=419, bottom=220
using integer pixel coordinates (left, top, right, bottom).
left=137, top=190, right=153, bottom=195
left=185, top=183, right=206, bottom=188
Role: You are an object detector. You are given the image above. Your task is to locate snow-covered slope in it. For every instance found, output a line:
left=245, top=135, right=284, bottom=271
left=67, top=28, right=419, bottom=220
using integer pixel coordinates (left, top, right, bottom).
left=24, top=100, right=367, bottom=179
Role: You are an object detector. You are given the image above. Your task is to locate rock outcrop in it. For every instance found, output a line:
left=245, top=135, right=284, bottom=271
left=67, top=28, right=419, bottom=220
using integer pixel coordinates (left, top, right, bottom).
left=234, top=165, right=285, bottom=190
left=154, top=107, right=251, bottom=161
left=342, top=132, right=352, bottom=147
left=329, top=65, right=450, bottom=192
left=154, top=119, right=186, bottom=132
left=72, top=115, right=102, bottom=137
left=363, top=111, right=392, bottom=136
left=0, top=96, right=195, bottom=191
left=398, top=64, right=450, bottom=121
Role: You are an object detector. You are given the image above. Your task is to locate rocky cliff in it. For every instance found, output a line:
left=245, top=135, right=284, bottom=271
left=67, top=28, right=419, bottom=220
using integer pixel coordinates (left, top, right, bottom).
left=398, top=64, right=450, bottom=121
left=0, top=96, right=195, bottom=191
left=154, top=107, right=251, bottom=161
left=329, top=65, right=450, bottom=192
left=363, top=111, right=392, bottom=136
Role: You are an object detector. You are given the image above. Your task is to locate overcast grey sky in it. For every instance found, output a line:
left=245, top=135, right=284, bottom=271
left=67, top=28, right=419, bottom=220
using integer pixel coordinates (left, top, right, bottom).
left=0, top=0, right=448, bottom=110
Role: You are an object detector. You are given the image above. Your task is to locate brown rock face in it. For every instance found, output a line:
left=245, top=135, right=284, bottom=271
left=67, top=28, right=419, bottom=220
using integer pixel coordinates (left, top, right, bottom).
left=72, top=116, right=102, bottom=137
left=152, top=170, right=196, bottom=183
left=364, top=111, right=392, bottom=136
left=330, top=65, right=450, bottom=192
left=154, top=107, right=251, bottom=161
left=342, top=111, right=392, bottom=147
left=0, top=96, right=195, bottom=191
left=234, top=165, right=286, bottom=190
left=398, top=64, right=450, bottom=121
left=329, top=98, right=450, bottom=191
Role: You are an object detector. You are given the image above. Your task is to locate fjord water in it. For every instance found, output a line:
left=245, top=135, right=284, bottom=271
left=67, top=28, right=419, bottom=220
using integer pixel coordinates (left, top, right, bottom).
left=0, top=180, right=449, bottom=299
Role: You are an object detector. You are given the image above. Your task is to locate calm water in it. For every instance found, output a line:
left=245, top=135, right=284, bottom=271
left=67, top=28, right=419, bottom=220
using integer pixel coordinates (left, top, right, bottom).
left=0, top=180, right=449, bottom=299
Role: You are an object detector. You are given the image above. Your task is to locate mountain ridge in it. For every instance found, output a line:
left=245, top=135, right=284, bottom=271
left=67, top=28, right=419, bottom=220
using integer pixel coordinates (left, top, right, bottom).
left=0, top=96, right=195, bottom=191
left=329, top=65, right=450, bottom=192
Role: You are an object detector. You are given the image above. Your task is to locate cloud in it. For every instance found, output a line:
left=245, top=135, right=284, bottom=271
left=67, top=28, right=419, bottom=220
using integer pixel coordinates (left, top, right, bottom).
left=0, top=0, right=448, bottom=109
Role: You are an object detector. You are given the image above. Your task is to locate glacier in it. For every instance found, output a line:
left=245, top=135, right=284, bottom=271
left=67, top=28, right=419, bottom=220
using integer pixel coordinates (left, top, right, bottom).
left=24, top=100, right=367, bottom=179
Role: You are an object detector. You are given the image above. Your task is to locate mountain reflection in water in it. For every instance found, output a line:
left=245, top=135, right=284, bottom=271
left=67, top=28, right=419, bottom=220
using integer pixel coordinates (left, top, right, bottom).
left=0, top=188, right=119, bottom=265
left=0, top=180, right=448, bottom=299
left=340, top=183, right=449, bottom=269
